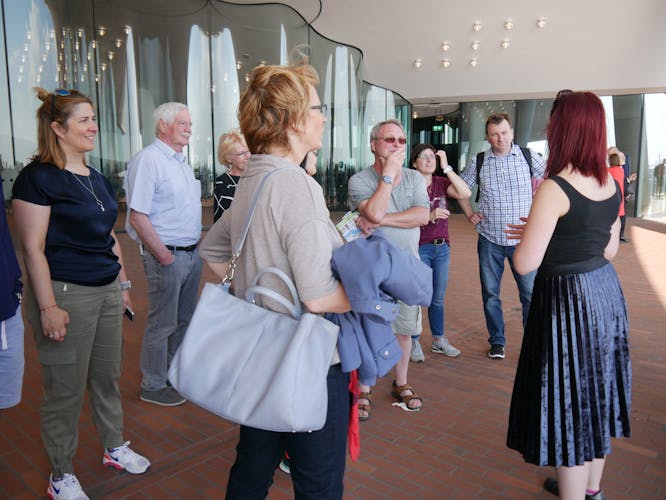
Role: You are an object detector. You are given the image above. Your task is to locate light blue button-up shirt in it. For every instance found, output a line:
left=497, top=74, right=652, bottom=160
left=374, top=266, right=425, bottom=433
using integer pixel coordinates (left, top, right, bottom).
left=125, top=139, right=201, bottom=246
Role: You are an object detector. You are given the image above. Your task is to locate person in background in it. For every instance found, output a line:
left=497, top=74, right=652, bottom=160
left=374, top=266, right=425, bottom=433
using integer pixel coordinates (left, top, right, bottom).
left=213, top=130, right=250, bottom=222
left=200, top=62, right=351, bottom=499
left=458, top=113, right=546, bottom=360
left=409, top=144, right=471, bottom=361
left=348, top=119, right=430, bottom=417
left=0, top=188, right=24, bottom=413
left=607, top=146, right=635, bottom=242
left=506, top=91, right=631, bottom=500
left=12, top=87, right=150, bottom=500
left=125, top=102, right=203, bottom=407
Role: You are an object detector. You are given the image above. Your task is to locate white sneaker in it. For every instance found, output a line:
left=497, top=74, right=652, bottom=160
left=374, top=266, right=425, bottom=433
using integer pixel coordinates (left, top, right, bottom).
left=410, top=339, right=425, bottom=363
left=103, top=441, right=151, bottom=474
left=432, top=339, right=461, bottom=357
left=47, top=473, right=89, bottom=500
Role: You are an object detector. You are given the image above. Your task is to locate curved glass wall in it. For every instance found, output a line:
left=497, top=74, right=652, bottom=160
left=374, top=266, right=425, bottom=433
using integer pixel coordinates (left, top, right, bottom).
left=0, top=0, right=408, bottom=214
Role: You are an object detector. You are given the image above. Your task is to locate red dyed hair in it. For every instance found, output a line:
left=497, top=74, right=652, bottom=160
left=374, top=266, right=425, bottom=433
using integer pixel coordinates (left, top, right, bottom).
left=546, top=92, right=608, bottom=185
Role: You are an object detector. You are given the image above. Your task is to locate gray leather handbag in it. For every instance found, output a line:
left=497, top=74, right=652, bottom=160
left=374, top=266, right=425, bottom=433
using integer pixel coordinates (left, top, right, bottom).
left=168, top=169, right=339, bottom=432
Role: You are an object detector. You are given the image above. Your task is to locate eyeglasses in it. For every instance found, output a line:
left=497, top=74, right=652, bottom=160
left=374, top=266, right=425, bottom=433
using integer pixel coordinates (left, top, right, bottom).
left=376, top=136, right=407, bottom=145
left=417, top=153, right=436, bottom=160
left=310, top=104, right=328, bottom=115
left=234, top=150, right=250, bottom=157
left=50, top=88, right=71, bottom=120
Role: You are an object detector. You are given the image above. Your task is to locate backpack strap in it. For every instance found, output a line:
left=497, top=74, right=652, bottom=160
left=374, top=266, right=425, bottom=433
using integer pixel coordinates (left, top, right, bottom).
left=475, top=146, right=534, bottom=203
left=474, top=151, right=484, bottom=202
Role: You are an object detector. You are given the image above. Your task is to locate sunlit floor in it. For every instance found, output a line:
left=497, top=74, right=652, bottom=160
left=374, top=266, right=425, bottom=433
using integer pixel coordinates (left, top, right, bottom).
left=1, top=212, right=664, bottom=499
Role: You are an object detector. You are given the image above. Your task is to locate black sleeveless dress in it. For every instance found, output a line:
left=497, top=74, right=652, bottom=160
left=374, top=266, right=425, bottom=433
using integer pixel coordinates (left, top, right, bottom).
left=506, top=176, right=631, bottom=467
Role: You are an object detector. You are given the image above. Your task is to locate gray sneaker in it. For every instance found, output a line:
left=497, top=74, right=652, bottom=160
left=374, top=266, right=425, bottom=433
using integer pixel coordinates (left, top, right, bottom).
left=140, top=387, right=186, bottom=406
left=432, top=339, right=461, bottom=357
left=410, top=339, right=425, bottom=363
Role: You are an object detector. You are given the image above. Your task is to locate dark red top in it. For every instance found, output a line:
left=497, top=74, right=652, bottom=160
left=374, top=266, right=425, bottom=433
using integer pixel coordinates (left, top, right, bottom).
left=419, top=176, right=452, bottom=246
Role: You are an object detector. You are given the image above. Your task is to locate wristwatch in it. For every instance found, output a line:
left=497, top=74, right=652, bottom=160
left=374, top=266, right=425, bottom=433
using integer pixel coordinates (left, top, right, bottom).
left=442, top=165, right=453, bottom=174
left=119, top=281, right=132, bottom=291
left=382, top=175, right=393, bottom=185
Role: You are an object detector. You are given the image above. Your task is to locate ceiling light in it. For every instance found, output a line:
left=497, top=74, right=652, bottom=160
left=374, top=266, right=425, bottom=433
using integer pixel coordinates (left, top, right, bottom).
left=441, top=58, right=451, bottom=68
left=473, top=22, right=482, bottom=32
left=537, top=17, right=547, bottom=28
left=236, top=61, right=243, bottom=70
left=471, top=40, right=480, bottom=51
left=107, top=50, right=115, bottom=60
left=413, top=58, right=423, bottom=69
left=504, top=19, right=514, bottom=30
left=501, top=39, right=510, bottom=49
left=412, top=111, right=418, bottom=119
left=441, top=42, right=450, bottom=52
left=470, top=58, right=478, bottom=68
left=114, top=38, right=123, bottom=48
left=97, top=26, right=107, bottom=37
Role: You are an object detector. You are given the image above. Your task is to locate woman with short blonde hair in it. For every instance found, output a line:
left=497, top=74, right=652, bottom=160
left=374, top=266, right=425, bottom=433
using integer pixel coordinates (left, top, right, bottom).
left=213, top=130, right=250, bottom=222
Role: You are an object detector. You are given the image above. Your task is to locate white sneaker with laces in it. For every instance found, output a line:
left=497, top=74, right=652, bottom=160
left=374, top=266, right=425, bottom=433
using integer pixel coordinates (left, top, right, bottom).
left=103, top=441, right=151, bottom=474
left=410, top=339, right=425, bottom=363
left=47, top=473, right=89, bottom=500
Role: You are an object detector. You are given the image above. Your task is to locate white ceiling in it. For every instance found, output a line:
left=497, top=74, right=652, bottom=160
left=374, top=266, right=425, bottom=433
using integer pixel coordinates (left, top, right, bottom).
left=229, top=0, right=666, bottom=115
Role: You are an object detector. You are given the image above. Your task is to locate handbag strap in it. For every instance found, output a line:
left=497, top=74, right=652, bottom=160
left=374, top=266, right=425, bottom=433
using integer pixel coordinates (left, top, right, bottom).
left=244, top=266, right=302, bottom=319
left=223, top=169, right=281, bottom=284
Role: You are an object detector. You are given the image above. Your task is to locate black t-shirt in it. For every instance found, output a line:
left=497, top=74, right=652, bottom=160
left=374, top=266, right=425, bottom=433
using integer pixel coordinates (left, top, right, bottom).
left=12, top=161, right=120, bottom=286
left=540, top=176, right=621, bottom=276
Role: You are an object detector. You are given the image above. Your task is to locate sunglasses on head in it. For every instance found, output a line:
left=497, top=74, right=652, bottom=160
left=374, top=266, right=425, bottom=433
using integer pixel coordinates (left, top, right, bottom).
left=50, top=88, right=71, bottom=120
left=377, top=136, right=407, bottom=145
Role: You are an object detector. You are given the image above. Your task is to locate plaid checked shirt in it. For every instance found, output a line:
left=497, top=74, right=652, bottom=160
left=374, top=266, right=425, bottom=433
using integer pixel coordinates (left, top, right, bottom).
left=461, top=144, right=545, bottom=246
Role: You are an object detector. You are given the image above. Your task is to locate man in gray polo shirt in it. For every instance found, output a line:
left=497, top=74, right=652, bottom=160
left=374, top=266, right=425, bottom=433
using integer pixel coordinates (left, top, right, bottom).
left=126, top=102, right=202, bottom=406
left=348, top=119, right=429, bottom=418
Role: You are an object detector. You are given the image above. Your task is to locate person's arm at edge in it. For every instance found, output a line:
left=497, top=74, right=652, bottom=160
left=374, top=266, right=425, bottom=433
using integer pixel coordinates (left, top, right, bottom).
left=111, top=229, right=132, bottom=310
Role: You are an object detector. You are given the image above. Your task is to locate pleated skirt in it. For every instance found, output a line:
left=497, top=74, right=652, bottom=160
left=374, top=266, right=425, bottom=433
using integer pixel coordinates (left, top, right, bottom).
left=506, top=263, right=631, bottom=467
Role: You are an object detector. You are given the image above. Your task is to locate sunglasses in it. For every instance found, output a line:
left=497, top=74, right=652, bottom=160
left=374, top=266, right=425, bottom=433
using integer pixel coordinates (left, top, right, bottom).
left=376, top=136, right=407, bottom=145
left=310, top=104, right=328, bottom=115
left=417, top=153, right=436, bottom=160
left=50, top=88, right=71, bottom=120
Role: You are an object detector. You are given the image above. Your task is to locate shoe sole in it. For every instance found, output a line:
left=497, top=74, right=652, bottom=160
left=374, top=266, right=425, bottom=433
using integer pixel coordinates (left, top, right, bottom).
left=139, top=395, right=186, bottom=406
left=487, top=353, right=505, bottom=359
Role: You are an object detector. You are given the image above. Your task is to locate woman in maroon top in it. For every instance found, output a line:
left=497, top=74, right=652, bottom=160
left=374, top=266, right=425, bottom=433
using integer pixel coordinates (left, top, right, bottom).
left=409, top=144, right=471, bottom=360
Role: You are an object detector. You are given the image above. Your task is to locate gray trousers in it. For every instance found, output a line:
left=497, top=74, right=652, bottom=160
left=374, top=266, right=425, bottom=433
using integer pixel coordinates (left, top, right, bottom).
left=140, top=248, right=202, bottom=391
left=26, top=279, right=124, bottom=476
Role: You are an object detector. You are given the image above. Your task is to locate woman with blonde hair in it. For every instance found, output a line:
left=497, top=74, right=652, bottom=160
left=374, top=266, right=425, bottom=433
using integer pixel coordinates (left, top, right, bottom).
left=12, top=88, right=150, bottom=499
left=213, top=129, right=250, bottom=222
left=200, top=63, right=350, bottom=498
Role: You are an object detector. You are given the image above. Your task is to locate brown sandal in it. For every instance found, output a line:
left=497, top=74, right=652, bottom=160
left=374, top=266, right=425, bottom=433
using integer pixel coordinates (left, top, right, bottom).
left=391, top=381, right=423, bottom=411
left=358, top=390, right=372, bottom=421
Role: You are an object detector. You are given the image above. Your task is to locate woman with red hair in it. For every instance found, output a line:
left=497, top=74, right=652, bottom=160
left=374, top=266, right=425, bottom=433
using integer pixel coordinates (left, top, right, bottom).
left=505, top=92, right=631, bottom=500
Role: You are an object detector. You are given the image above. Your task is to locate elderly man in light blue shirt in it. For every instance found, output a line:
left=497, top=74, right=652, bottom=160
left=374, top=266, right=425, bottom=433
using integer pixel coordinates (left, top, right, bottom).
left=125, top=102, right=202, bottom=407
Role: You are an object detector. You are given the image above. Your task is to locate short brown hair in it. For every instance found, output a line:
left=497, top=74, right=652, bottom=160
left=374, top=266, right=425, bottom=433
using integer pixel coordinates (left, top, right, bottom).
left=238, top=64, right=319, bottom=155
left=217, top=129, right=247, bottom=166
left=33, top=87, right=94, bottom=169
left=608, top=153, right=621, bottom=166
left=485, top=112, right=512, bottom=134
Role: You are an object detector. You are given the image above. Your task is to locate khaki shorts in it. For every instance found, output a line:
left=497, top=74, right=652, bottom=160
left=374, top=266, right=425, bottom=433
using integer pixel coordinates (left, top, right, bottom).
left=392, top=300, right=422, bottom=336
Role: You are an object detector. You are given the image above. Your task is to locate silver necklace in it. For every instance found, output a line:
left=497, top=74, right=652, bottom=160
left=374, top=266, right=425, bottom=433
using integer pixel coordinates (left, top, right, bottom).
left=68, top=170, right=105, bottom=212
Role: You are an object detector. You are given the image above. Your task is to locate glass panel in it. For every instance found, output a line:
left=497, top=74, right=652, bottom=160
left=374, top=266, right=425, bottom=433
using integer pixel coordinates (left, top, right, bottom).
left=0, top=4, right=15, bottom=201
left=643, top=93, right=666, bottom=220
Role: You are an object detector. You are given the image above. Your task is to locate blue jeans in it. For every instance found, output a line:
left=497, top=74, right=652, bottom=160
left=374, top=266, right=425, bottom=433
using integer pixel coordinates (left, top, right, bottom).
left=141, top=248, right=202, bottom=391
left=477, top=235, right=535, bottom=346
left=226, top=364, right=349, bottom=500
left=415, top=242, right=450, bottom=341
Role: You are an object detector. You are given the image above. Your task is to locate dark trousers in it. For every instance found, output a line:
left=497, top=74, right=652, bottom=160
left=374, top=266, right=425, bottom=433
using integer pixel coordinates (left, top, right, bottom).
left=226, top=364, right=349, bottom=500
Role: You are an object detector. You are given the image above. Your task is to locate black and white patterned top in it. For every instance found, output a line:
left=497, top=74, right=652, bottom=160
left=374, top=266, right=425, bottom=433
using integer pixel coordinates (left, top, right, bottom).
left=213, top=172, right=240, bottom=222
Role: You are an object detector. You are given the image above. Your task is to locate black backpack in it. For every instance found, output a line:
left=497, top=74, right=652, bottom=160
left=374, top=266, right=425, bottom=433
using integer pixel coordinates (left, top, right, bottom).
left=475, top=146, right=534, bottom=202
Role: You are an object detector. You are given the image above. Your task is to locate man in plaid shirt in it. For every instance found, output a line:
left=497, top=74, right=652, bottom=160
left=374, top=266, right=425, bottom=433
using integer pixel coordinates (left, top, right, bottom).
left=458, top=113, right=545, bottom=360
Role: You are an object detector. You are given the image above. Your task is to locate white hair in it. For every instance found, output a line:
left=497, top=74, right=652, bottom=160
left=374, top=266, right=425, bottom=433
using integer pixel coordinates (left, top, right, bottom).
left=153, top=102, right=189, bottom=135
